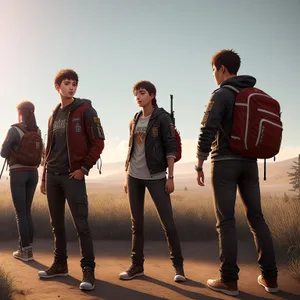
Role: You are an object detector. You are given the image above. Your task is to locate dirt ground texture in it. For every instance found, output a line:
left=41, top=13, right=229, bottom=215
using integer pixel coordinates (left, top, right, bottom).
left=0, top=239, right=299, bottom=300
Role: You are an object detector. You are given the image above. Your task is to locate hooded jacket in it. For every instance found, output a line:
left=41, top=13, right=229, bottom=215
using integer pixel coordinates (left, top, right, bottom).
left=42, top=98, right=105, bottom=180
left=125, top=107, right=176, bottom=174
left=197, top=75, right=257, bottom=161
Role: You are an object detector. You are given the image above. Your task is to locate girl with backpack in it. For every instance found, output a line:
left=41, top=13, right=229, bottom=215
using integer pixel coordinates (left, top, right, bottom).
left=0, top=101, right=43, bottom=262
left=119, top=81, right=186, bottom=282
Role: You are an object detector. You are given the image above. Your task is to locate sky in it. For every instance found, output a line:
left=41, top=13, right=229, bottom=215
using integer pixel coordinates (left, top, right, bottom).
left=1, top=0, right=300, bottom=172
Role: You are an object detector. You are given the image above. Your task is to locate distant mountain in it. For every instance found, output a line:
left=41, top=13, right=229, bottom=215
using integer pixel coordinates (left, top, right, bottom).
left=1, top=157, right=297, bottom=192
left=87, top=156, right=298, bottom=190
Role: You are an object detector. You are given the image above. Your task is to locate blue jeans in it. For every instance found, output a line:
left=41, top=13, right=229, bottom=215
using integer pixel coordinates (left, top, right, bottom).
left=10, top=170, right=38, bottom=248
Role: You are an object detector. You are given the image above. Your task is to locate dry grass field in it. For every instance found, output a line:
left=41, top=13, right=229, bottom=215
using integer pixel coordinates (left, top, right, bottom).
left=0, top=265, right=14, bottom=300
left=0, top=187, right=299, bottom=280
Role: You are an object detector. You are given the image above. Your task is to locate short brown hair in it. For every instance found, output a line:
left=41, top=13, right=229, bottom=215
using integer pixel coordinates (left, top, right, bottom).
left=133, top=80, right=157, bottom=107
left=211, top=49, right=241, bottom=75
left=54, top=69, right=79, bottom=86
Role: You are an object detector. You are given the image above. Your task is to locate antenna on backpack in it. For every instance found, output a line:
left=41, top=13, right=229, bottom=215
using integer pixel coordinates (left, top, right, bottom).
left=0, top=159, right=7, bottom=180
left=170, top=94, right=175, bottom=126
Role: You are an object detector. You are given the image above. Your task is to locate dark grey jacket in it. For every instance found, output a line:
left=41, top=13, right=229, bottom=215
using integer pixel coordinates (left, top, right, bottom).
left=197, top=75, right=257, bottom=161
left=125, top=107, right=176, bottom=174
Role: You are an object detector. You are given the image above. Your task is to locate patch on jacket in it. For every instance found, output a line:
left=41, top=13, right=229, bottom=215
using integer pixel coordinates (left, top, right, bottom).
left=152, top=126, right=159, bottom=137
left=93, top=117, right=105, bottom=139
left=72, top=118, right=80, bottom=122
left=75, top=123, right=82, bottom=132
left=201, top=100, right=214, bottom=125
left=94, top=117, right=101, bottom=124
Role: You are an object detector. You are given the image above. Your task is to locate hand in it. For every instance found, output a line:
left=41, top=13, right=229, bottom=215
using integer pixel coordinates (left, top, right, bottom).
left=40, top=180, right=46, bottom=195
left=165, top=178, right=175, bottom=194
left=123, top=179, right=128, bottom=194
left=69, top=169, right=84, bottom=180
left=197, top=171, right=205, bottom=186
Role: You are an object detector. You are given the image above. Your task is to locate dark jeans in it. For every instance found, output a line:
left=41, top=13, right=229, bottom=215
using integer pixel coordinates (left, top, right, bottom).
left=46, top=172, right=95, bottom=269
left=211, top=160, right=278, bottom=281
left=10, top=170, right=38, bottom=248
left=127, top=175, right=183, bottom=267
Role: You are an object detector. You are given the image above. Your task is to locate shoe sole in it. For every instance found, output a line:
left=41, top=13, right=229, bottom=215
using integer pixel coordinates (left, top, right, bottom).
left=174, top=275, right=186, bottom=282
left=119, top=272, right=144, bottom=280
left=13, top=255, right=34, bottom=262
left=207, top=283, right=239, bottom=296
left=38, top=273, right=69, bottom=279
left=257, top=278, right=279, bottom=293
left=80, top=284, right=95, bottom=291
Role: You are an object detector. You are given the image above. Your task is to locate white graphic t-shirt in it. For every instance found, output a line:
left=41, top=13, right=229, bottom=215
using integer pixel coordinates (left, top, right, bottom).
left=129, top=115, right=166, bottom=180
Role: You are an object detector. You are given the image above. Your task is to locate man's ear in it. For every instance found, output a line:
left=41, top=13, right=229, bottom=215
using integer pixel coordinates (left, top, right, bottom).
left=54, top=83, right=60, bottom=92
left=150, top=93, right=155, bottom=100
left=221, top=65, right=226, bottom=73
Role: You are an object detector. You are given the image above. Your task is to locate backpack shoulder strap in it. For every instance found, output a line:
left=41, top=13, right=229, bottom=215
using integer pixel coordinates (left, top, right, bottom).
left=12, top=123, right=29, bottom=133
left=11, top=123, right=28, bottom=138
left=133, top=111, right=142, bottom=121
left=222, top=85, right=240, bottom=94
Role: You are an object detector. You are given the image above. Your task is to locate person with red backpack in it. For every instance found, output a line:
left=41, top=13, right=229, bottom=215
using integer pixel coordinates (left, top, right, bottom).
left=120, top=80, right=186, bottom=282
left=196, top=50, right=280, bottom=296
left=1, top=101, right=43, bottom=262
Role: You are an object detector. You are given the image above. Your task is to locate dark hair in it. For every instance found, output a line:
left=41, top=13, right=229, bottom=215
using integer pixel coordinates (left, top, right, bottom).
left=133, top=80, right=157, bottom=107
left=54, top=69, right=79, bottom=86
left=17, top=101, right=38, bottom=131
left=211, top=49, right=241, bottom=75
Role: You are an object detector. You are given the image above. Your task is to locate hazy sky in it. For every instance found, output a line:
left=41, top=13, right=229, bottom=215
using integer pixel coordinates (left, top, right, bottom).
left=1, top=0, right=299, bottom=170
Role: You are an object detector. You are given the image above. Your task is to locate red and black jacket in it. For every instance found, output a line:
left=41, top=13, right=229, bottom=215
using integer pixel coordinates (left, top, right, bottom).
left=42, top=98, right=105, bottom=181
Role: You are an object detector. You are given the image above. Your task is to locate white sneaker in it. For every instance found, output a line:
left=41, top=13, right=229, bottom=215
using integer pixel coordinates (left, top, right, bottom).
left=174, top=265, right=186, bottom=282
left=13, top=246, right=33, bottom=262
left=79, top=267, right=95, bottom=291
left=119, top=264, right=144, bottom=280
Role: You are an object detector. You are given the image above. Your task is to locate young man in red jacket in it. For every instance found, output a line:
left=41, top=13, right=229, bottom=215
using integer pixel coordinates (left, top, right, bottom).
left=38, top=69, right=105, bottom=291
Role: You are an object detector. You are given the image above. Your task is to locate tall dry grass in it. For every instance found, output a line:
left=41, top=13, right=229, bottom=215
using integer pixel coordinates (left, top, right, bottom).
left=0, top=188, right=299, bottom=279
left=0, top=266, right=13, bottom=300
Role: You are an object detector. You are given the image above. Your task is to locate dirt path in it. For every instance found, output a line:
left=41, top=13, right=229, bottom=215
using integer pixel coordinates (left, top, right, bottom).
left=0, top=239, right=299, bottom=300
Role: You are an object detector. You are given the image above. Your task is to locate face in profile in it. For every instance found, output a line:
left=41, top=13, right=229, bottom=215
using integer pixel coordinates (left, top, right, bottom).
left=213, top=64, right=226, bottom=85
left=134, top=88, right=154, bottom=108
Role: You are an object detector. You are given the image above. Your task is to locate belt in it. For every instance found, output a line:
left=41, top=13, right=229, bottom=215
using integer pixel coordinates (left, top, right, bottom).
left=47, top=170, right=70, bottom=175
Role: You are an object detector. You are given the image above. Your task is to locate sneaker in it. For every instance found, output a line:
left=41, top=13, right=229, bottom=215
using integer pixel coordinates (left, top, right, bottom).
left=79, top=267, right=95, bottom=291
left=257, top=275, right=279, bottom=293
left=207, top=278, right=239, bottom=296
left=174, top=265, right=186, bottom=282
left=38, top=261, right=68, bottom=278
left=13, top=246, right=33, bottom=262
left=119, top=264, right=144, bottom=280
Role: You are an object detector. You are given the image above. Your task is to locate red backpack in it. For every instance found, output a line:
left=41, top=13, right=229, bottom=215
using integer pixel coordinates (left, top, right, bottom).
left=9, top=124, right=43, bottom=166
left=223, top=85, right=283, bottom=159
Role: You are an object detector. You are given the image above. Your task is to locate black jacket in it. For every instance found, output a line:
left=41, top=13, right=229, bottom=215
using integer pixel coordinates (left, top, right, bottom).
left=125, top=107, right=176, bottom=174
left=197, top=75, right=257, bottom=161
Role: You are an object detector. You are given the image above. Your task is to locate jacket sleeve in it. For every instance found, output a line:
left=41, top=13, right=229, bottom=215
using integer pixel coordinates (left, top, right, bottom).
left=197, top=90, right=226, bottom=160
left=82, top=106, right=105, bottom=173
left=160, top=113, right=177, bottom=158
left=0, top=127, right=20, bottom=159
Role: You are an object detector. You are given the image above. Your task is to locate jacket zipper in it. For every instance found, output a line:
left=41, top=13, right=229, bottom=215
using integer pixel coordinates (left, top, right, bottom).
left=66, top=111, right=72, bottom=171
